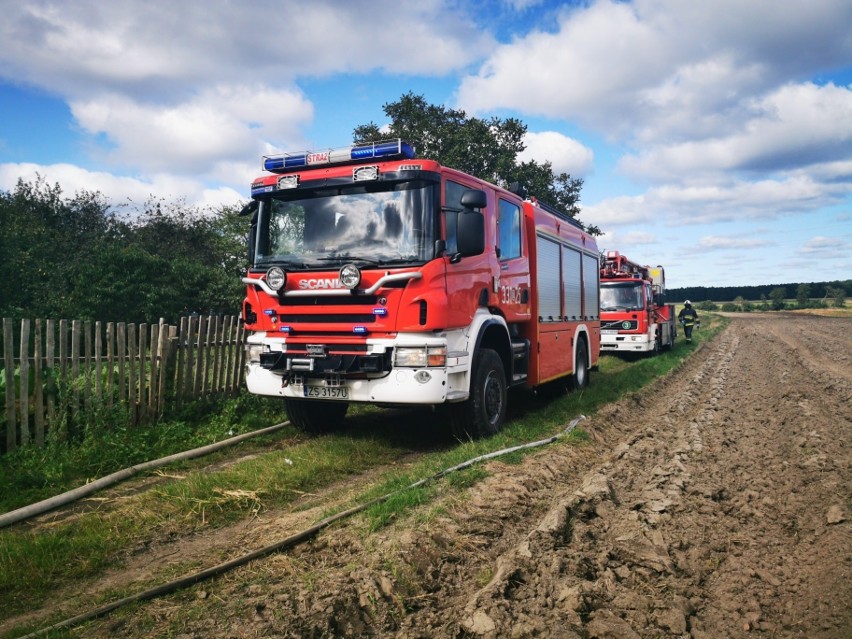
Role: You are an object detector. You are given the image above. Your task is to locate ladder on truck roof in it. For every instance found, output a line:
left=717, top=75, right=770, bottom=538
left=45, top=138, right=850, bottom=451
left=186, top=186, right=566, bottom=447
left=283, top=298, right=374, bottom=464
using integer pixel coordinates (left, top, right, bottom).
left=600, top=251, right=650, bottom=280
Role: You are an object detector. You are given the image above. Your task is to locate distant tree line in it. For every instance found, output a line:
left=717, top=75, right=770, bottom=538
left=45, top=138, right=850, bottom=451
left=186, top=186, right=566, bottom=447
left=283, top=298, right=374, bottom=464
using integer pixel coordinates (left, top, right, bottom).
left=0, top=177, right=248, bottom=324
left=670, top=281, right=850, bottom=312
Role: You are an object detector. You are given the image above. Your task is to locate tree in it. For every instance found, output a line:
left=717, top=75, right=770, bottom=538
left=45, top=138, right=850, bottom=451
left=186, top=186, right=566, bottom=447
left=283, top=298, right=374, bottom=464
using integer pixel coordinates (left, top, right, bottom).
left=825, top=286, right=847, bottom=308
left=770, top=287, right=787, bottom=311
left=796, top=283, right=811, bottom=308
left=0, top=179, right=247, bottom=323
left=353, top=93, right=597, bottom=234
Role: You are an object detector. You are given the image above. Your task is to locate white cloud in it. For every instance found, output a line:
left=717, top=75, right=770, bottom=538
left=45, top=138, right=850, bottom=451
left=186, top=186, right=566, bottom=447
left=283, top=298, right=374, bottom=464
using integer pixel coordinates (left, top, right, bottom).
left=585, top=172, right=850, bottom=230
left=798, top=235, right=849, bottom=255
left=695, top=235, right=773, bottom=250
left=69, top=86, right=314, bottom=175
left=519, top=131, right=593, bottom=176
left=0, top=162, right=244, bottom=210
left=456, top=0, right=852, bottom=137
left=0, top=1, right=495, bottom=99
left=620, top=82, right=852, bottom=180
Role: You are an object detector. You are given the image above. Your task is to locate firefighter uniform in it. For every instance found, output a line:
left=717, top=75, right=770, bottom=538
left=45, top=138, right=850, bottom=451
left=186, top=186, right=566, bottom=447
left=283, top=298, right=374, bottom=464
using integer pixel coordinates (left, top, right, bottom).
left=678, top=301, right=698, bottom=342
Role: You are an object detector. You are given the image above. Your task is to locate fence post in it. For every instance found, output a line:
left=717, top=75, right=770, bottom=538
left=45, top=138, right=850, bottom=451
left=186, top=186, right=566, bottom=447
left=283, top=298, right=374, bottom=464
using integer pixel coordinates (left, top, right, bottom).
left=128, top=323, right=138, bottom=425
left=34, top=319, right=45, bottom=447
left=84, top=320, right=92, bottom=423
left=19, top=320, right=31, bottom=446
left=46, top=319, right=56, bottom=428
left=136, top=323, right=146, bottom=423
left=94, top=321, right=103, bottom=408
left=3, top=319, right=16, bottom=452
left=71, top=320, right=81, bottom=425
left=57, top=319, right=69, bottom=442
left=117, top=323, right=126, bottom=416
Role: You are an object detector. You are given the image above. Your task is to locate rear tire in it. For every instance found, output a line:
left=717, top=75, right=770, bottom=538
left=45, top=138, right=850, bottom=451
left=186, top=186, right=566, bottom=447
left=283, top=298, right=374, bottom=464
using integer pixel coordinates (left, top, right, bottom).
left=447, top=348, right=507, bottom=439
left=284, top=398, right=348, bottom=434
left=570, top=338, right=590, bottom=390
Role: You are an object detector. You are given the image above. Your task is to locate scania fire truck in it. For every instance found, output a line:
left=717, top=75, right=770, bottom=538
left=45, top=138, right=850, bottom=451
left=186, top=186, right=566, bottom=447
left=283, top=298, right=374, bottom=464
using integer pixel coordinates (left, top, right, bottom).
left=240, top=140, right=600, bottom=436
left=599, top=251, right=675, bottom=354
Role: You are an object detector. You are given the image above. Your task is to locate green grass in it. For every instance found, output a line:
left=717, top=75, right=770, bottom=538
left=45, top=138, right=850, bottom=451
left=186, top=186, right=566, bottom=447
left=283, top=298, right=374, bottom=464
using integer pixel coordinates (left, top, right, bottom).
left=0, top=393, right=282, bottom=514
left=0, top=314, right=727, bottom=634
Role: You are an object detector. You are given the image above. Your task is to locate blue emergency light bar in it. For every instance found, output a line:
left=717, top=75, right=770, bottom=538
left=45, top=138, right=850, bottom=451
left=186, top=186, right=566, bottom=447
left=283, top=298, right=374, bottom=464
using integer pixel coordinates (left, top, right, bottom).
left=262, top=139, right=415, bottom=174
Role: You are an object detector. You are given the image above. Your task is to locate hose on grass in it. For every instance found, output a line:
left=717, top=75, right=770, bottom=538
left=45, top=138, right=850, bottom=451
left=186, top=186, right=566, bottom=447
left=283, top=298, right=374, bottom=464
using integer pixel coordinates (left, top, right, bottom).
left=0, top=422, right=292, bottom=529
left=18, top=415, right=586, bottom=639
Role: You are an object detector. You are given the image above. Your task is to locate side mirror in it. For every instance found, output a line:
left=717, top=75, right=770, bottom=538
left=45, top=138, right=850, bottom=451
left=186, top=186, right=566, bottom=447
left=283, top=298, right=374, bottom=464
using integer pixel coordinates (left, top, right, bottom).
left=247, top=225, right=257, bottom=265
left=239, top=200, right=258, bottom=217
left=457, top=211, right=485, bottom=258
left=460, top=188, right=487, bottom=210
left=242, top=200, right=259, bottom=265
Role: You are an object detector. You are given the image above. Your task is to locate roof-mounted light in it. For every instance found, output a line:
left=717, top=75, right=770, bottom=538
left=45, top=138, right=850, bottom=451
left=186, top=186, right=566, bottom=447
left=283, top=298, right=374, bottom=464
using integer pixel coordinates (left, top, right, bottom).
left=262, top=139, right=415, bottom=174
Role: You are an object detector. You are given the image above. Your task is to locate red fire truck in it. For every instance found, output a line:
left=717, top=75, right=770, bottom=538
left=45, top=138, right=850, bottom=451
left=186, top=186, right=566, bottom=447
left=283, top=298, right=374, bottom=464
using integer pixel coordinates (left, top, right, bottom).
left=240, top=140, right=600, bottom=436
left=599, top=251, right=675, bottom=354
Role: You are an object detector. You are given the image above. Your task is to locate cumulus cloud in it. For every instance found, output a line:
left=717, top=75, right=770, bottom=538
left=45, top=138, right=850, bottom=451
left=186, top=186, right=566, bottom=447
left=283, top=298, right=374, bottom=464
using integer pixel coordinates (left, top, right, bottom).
left=620, top=82, right=852, bottom=180
left=518, top=131, right=594, bottom=176
left=0, top=1, right=496, bottom=181
left=584, top=172, right=850, bottom=230
left=0, top=1, right=494, bottom=99
left=69, top=86, right=314, bottom=174
left=0, top=162, right=245, bottom=210
left=457, top=0, right=852, bottom=135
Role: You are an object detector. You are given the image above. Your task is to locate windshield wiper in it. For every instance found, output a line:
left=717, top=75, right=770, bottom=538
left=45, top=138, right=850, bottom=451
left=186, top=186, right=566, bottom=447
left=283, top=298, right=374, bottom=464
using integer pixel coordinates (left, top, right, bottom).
left=317, top=256, right=381, bottom=265
left=258, top=258, right=311, bottom=269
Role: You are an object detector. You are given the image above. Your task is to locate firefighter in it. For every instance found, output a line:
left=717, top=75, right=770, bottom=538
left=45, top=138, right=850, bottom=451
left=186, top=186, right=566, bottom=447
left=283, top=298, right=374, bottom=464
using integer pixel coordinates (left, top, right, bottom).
left=678, top=300, right=699, bottom=342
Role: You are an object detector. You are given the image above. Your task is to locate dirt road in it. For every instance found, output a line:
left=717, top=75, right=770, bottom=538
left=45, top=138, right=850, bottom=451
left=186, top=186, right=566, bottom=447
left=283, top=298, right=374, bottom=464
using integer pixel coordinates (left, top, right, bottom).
left=18, top=314, right=852, bottom=638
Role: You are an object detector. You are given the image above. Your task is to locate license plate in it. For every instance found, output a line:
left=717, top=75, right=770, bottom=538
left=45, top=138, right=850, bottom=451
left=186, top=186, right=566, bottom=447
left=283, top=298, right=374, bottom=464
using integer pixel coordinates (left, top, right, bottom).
left=303, top=385, right=349, bottom=399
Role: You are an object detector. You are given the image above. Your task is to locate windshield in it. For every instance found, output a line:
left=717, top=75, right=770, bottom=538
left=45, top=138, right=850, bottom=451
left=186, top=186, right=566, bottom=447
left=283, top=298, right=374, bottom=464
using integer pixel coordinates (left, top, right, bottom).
left=254, top=180, right=437, bottom=268
left=601, top=282, right=645, bottom=311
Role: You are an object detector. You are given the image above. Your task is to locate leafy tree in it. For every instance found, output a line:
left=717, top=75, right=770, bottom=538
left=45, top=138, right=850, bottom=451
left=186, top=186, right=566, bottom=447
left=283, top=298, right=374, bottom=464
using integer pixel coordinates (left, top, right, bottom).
left=796, top=283, right=811, bottom=308
left=769, top=287, right=787, bottom=311
left=0, top=179, right=247, bottom=323
left=353, top=92, right=597, bottom=234
left=825, top=285, right=847, bottom=308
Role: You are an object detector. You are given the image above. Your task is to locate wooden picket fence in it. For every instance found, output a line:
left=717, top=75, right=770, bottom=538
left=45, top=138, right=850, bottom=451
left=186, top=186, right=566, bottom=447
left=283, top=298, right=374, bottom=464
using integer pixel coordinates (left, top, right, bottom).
left=1, top=315, right=247, bottom=455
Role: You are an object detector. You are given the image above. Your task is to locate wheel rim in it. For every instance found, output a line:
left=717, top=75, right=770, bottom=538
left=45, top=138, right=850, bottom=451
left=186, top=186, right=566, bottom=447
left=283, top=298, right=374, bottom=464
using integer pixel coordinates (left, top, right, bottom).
left=483, top=371, right=504, bottom=425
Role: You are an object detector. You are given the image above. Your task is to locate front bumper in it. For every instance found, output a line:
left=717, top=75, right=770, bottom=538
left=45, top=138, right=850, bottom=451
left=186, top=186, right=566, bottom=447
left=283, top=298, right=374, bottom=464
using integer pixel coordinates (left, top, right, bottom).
left=600, top=332, right=654, bottom=352
left=244, top=332, right=471, bottom=405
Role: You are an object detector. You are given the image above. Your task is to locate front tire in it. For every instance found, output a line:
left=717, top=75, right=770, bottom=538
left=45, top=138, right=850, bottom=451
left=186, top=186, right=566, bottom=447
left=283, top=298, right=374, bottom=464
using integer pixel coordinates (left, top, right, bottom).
left=447, top=348, right=507, bottom=439
left=284, top=398, right=348, bottom=434
left=570, top=338, right=590, bottom=390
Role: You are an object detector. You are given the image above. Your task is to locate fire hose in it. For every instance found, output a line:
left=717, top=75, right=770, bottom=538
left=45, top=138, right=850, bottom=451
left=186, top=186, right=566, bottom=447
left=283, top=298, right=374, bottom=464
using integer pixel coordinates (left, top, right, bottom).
left=17, top=415, right=586, bottom=638
left=0, top=422, right=292, bottom=530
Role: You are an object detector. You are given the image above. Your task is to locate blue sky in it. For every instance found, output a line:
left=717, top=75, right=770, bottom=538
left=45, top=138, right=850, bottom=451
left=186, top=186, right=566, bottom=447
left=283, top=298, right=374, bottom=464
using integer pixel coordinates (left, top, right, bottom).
left=1, top=0, right=850, bottom=289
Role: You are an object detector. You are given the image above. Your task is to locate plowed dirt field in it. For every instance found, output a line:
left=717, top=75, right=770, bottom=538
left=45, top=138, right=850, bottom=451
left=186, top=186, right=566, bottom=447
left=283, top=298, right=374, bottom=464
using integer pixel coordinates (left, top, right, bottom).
left=7, top=313, right=852, bottom=638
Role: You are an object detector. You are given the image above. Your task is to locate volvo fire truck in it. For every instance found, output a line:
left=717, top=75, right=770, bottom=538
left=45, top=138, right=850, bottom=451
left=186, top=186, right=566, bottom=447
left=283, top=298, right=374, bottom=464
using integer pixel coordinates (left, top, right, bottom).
left=599, top=251, right=675, bottom=354
left=240, top=140, right=600, bottom=436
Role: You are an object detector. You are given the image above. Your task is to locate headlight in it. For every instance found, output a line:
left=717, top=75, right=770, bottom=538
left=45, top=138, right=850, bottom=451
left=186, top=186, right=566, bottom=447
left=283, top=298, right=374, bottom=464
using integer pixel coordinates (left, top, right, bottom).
left=394, top=346, right=447, bottom=368
left=339, top=263, right=361, bottom=289
left=246, top=344, right=264, bottom=363
left=266, top=266, right=286, bottom=291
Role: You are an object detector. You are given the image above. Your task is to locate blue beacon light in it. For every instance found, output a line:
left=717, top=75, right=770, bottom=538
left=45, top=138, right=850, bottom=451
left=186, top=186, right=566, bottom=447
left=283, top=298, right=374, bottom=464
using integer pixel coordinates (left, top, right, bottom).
left=263, top=140, right=415, bottom=173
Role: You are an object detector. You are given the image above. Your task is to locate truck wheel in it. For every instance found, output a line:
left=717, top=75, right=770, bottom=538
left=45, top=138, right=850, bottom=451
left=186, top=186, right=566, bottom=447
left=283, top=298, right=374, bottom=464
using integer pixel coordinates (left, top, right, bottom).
left=649, top=335, right=660, bottom=356
left=447, top=348, right=507, bottom=439
left=570, top=339, right=589, bottom=390
left=284, top=398, right=348, bottom=434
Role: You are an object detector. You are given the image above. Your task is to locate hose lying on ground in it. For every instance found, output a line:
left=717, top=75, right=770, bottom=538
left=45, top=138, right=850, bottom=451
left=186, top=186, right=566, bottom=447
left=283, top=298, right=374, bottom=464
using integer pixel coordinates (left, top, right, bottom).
left=0, top=422, right=292, bottom=529
left=18, top=415, right=586, bottom=639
